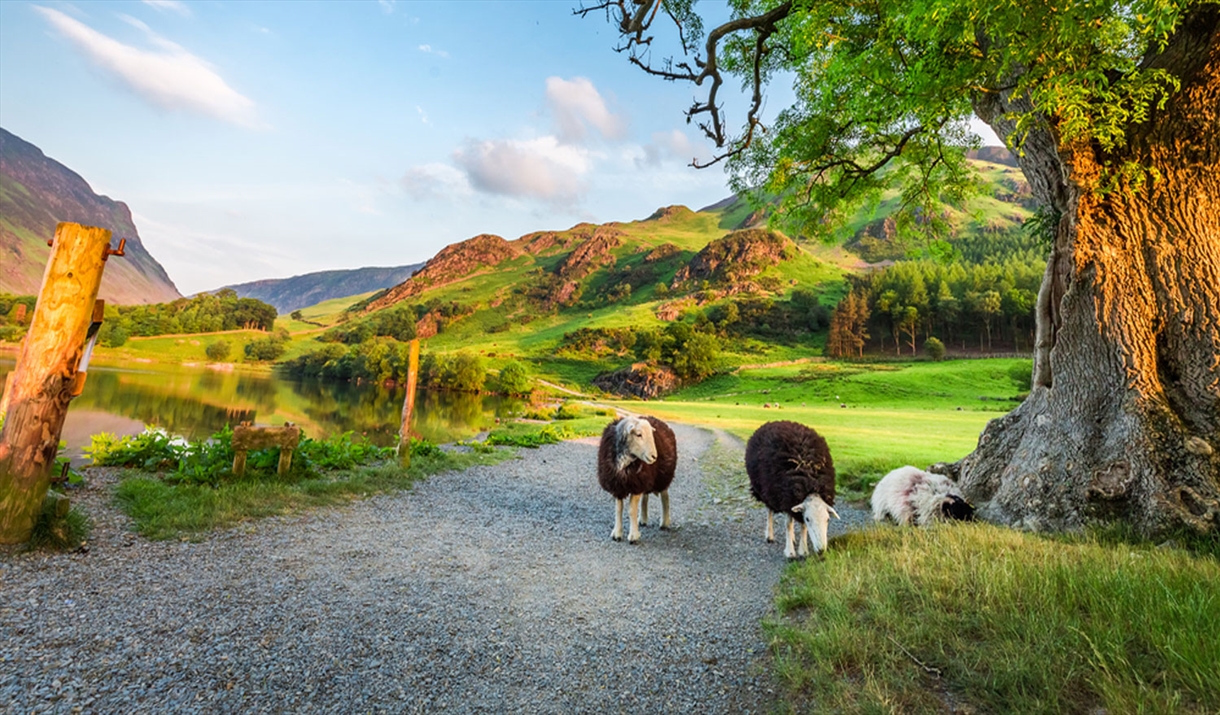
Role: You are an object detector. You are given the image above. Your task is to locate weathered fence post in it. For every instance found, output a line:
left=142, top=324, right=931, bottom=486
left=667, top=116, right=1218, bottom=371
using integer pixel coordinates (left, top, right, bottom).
left=397, top=339, right=421, bottom=466
left=0, top=222, right=115, bottom=544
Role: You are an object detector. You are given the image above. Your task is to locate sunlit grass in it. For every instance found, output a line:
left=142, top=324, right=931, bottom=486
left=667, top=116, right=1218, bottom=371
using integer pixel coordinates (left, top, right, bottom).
left=113, top=448, right=512, bottom=540
left=769, top=524, right=1220, bottom=714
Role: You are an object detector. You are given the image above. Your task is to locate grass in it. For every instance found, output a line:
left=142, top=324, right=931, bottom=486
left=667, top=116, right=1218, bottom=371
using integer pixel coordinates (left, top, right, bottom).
left=27, top=498, right=91, bottom=551
left=769, top=524, right=1220, bottom=714
left=112, top=447, right=513, bottom=540
left=601, top=359, right=1027, bottom=501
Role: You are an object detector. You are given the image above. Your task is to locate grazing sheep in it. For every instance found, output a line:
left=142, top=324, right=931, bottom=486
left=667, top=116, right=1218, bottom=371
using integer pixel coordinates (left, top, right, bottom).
left=745, top=421, right=839, bottom=559
left=870, top=466, right=975, bottom=526
left=597, top=415, right=678, bottom=543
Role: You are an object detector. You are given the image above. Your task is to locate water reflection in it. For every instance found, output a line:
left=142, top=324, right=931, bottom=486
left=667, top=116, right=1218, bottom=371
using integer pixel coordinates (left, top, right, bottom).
left=0, top=357, right=519, bottom=460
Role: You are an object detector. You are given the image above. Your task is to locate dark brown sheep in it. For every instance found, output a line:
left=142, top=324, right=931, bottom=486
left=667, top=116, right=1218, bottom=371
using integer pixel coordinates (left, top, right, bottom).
left=597, top=415, right=678, bottom=543
left=745, top=420, right=838, bottom=558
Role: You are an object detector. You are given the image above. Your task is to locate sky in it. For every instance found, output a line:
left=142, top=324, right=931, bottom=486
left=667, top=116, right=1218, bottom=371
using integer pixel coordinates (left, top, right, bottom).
left=1, top=1, right=998, bottom=296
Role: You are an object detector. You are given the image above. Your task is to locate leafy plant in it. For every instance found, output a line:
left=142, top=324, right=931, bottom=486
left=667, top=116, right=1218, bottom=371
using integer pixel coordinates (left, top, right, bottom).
left=85, top=429, right=179, bottom=470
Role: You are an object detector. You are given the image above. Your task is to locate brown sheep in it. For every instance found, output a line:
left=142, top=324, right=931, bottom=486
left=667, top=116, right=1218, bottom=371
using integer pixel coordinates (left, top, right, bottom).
left=597, top=415, right=678, bottom=543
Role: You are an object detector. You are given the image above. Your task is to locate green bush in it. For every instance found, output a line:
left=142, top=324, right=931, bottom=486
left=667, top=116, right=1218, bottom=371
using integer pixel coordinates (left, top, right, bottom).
left=205, top=340, right=231, bottom=361
left=244, top=334, right=287, bottom=361
left=924, top=336, right=946, bottom=361
left=554, top=403, right=585, bottom=420
left=495, top=361, right=532, bottom=395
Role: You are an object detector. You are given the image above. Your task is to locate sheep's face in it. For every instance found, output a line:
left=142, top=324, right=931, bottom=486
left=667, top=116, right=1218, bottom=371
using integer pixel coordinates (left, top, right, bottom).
left=941, top=495, right=975, bottom=521
left=616, top=417, right=657, bottom=471
left=793, top=494, right=840, bottom=554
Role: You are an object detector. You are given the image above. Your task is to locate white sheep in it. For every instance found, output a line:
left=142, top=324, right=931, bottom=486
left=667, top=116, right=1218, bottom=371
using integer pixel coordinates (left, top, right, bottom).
left=871, top=465, right=975, bottom=526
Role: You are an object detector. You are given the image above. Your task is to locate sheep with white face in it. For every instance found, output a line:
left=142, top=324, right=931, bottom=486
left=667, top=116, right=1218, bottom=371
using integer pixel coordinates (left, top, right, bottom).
left=597, top=415, right=678, bottom=544
left=747, top=421, right=840, bottom=559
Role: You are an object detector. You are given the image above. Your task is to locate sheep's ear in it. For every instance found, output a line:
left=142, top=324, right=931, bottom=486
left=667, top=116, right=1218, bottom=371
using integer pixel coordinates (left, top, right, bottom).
left=791, top=503, right=805, bottom=513
left=827, top=505, right=840, bottom=519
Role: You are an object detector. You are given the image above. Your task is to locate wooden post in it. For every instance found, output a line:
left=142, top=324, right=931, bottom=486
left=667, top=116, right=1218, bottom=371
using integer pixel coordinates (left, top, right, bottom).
left=398, top=339, right=421, bottom=466
left=0, top=223, right=113, bottom=544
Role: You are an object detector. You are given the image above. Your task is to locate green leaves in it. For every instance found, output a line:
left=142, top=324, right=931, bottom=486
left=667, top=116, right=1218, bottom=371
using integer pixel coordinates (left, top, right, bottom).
left=665, top=0, right=1200, bottom=237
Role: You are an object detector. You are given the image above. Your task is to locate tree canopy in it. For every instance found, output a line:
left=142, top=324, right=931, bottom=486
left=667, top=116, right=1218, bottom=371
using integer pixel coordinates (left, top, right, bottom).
left=584, top=0, right=1197, bottom=234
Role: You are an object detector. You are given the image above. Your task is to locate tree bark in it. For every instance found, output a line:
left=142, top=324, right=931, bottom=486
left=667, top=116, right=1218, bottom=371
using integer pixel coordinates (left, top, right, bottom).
left=961, top=8, right=1220, bottom=536
left=0, top=223, right=113, bottom=543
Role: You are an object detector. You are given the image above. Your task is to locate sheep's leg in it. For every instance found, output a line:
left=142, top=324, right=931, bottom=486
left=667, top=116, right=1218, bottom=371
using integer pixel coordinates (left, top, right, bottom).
left=659, top=490, right=671, bottom=530
left=784, top=516, right=798, bottom=559
left=797, top=521, right=810, bottom=557
left=611, top=498, right=624, bottom=541
left=765, top=511, right=776, bottom=543
left=628, top=494, right=642, bottom=544
left=640, top=493, right=649, bottom=527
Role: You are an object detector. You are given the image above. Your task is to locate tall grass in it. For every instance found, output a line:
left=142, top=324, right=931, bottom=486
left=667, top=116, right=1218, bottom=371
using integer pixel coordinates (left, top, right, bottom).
left=769, top=524, right=1220, bottom=714
left=113, top=448, right=510, bottom=540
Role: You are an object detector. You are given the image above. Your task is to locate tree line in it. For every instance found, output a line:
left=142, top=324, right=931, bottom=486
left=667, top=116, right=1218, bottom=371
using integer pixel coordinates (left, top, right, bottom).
left=280, top=339, right=532, bottom=396
left=827, top=257, right=1045, bottom=358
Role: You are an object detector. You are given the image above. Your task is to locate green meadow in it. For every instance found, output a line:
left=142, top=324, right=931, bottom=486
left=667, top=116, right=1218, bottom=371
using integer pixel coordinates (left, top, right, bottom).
left=605, top=358, right=1028, bottom=498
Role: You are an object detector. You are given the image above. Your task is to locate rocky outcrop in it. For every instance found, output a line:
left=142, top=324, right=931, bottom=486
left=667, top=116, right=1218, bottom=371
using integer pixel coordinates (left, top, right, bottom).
left=555, top=227, right=623, bottom=280
left=0, top=127, right=181, bottom=304
left=592, top=363, right=679, bottom=399
left=515, top=223, right=598, bottom=256
left=367, top=233, right=520, bottom=311
left=643, top=243, right=680, bottom=263
left=671, top=229, right=794, bottom=288
left=646, top=205, right=696, bottom=222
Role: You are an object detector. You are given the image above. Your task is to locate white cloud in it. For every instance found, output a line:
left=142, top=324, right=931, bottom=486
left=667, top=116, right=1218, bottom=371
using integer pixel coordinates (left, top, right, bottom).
left=452, top=136, right=592, bottom=204
left=378, top=0, right=396, bottom=14
left=142, top=0, right=191, bottom=17
left=545, top=76, right=627, bottom=143
left=401, top=163, right=473, bottom=201
left=636, top=129, right=704, bottom=167
left=418, top=44, right=449, bottom=59
left=416, top=105, right=429, bottom=124
left=35, top=6, right=260, bottom=128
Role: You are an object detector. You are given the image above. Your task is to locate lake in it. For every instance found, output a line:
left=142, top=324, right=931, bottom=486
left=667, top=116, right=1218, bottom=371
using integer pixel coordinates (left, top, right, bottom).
left=0, top=357, right=520, bottom=464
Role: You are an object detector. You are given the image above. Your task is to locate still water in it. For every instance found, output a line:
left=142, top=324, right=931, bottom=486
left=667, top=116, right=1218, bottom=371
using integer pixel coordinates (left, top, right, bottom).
left=0, top=358, right=519, bottom=463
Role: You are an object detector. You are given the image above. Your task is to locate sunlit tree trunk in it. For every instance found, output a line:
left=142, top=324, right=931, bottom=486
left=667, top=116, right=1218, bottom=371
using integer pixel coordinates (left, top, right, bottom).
left=963, top=9, right=1220, bottom=535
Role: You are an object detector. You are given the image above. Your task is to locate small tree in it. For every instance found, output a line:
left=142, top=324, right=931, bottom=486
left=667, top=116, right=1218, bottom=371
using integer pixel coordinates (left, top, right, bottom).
left=672, top=332, right=719, bottom=382
left=924, top=337, right=946, bottom=361
left=496, top=361, right=532, bottom=396
left=205, top=340, right=231, bottom=362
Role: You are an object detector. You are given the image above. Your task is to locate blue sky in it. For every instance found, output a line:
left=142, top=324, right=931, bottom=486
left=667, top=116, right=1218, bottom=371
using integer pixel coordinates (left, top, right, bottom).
left=1, top=1, right=996, bottom=296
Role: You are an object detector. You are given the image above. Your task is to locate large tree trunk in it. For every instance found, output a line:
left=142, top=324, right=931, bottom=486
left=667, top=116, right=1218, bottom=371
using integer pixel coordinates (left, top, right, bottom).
left=963, top=8, right=1220, bottom=536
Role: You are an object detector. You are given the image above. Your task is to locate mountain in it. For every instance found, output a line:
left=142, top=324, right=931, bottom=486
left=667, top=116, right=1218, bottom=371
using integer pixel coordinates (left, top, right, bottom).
left=335, top=154, right=1034, bottom=351
left=222, top=264, right=424, bottom=313
left=0, top=127, right=181, bottom=305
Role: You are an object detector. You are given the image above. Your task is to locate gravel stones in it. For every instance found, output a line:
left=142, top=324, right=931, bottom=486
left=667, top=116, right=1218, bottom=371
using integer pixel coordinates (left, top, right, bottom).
left=1, top=424, right=869, bottom=714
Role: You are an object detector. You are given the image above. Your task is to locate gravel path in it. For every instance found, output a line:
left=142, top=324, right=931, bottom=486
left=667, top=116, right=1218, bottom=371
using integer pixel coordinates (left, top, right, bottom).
left=1, top=424, right=871, bottom=714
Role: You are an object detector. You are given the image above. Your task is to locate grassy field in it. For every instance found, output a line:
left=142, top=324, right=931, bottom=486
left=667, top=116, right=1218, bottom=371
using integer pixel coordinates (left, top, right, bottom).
left=603, top=358, right=1029, bottom=499
left=770, top=524, right=1220, bottom=714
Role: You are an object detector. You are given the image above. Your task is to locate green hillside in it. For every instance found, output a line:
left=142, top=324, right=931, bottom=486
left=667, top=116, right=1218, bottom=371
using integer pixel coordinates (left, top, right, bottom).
left=269, top=153, right=1036, bottom=395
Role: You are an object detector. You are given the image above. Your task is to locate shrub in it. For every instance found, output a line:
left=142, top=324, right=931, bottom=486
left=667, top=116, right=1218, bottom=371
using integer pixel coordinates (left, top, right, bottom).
left=244, top=334, right=287, bottom=361
left=205, top=340, right=231, bottom=361
left=924, top=336, right=946, bottom=361
left=496, top=360, right=532, bottom=396
left=102, top=323, right=129, bottom=348
left=554, top=403, right=585, bottom=420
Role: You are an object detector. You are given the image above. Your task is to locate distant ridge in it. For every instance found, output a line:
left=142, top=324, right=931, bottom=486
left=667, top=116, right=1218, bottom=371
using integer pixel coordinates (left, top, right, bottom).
left=0, top=127, right=181, bottom=304
left=219, top=264, right=424, bottom=313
